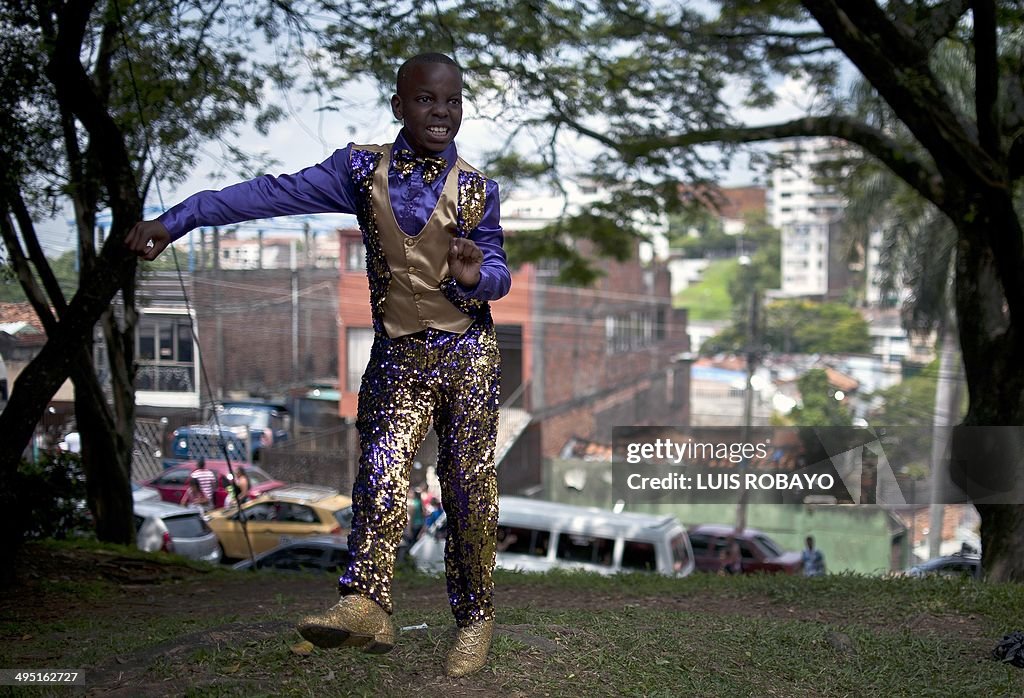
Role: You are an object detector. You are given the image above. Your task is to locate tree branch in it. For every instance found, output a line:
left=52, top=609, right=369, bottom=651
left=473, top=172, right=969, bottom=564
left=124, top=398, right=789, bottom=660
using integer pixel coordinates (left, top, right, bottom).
left=896, top=0, right=971, bottom=49
left=561, top=113, right=946, bottom=210
left=802, top=0, right=1003, bottom=190
left=10, top=191, right=68, bottom=318
left=0, top=208, right=58, bottom=334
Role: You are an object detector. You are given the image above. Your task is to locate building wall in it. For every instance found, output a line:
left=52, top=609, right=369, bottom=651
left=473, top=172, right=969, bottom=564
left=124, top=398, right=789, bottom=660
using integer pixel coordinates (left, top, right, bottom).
left=768, top=138, right=845, bottom=298
left=189, top=268, right=340, bottom=397
left=530, top=254, right=690, bottom=457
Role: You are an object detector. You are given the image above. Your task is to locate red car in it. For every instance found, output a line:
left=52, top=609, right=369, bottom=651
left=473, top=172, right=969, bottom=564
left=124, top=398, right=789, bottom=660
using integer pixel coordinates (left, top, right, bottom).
left=145, top=460, right=285, bottom=509
left=687, top=523, right=803, bottom=575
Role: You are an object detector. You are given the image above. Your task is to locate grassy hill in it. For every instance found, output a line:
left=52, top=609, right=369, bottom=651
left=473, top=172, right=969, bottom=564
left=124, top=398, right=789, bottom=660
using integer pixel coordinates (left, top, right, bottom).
left=673, top=259, right=737, bottom=321
left=2, top=540, right=1023, bottom=697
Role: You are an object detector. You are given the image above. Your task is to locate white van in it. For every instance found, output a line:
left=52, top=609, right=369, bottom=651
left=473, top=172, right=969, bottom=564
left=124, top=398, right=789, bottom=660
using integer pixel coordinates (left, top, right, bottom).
left=409, top=496, right=694, bottom=577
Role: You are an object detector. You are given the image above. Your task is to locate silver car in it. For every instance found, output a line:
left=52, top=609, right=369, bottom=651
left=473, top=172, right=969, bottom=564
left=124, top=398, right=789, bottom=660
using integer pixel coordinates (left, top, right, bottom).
left=134, top=500, right=222, bottom=564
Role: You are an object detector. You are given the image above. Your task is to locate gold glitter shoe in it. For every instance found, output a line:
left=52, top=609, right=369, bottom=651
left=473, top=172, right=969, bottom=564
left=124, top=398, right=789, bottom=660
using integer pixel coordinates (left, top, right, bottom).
left=297, top=595, right=395, bottom=654
left=444, top=618, right=495, bottom=677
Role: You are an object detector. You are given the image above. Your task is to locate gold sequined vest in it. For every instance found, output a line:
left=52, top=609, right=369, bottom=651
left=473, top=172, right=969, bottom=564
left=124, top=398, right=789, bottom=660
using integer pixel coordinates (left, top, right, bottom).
left=350, top=143, right=490, bottom=338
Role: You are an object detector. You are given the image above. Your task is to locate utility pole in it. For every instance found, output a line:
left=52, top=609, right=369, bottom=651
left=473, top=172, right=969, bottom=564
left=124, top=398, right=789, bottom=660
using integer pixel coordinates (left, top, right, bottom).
left=928, top=315, right=963, bottom=559
left=213, top=227, right=224, bottom=399
left=291, top=239, right=299, bottom=383
left=735, top=256, right=760, bottom=533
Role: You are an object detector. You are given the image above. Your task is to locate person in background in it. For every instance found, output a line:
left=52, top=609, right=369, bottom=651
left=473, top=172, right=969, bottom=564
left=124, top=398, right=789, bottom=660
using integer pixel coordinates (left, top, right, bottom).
left=233, top=469, right=251, bottom=504
left=719, top=537, right=743, bottom=575
left=180, top=478, right=211, bottom=511
left=802, top=535, right=826, bottom=577
left=189, top=458, right=217, bottom=505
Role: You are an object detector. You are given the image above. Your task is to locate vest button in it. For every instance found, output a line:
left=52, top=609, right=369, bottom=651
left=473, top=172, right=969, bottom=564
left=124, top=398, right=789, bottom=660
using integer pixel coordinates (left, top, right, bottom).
left=421, top=319, right=431, bottom=327
left=405, top=238, right=414, bottom=247
left=383, top=271, right=391, bottom=278
left=414, top=293, right=422, bottom=301
left=408, top=266, right=416, bottom=274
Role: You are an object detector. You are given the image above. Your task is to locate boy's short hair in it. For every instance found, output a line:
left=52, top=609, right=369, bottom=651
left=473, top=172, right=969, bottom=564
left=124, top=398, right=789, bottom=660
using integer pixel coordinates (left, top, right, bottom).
left=396, top=53, right=462, bottom=91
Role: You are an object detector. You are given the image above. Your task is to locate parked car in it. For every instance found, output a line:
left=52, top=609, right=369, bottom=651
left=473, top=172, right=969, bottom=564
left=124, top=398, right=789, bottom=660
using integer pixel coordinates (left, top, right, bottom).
left=687, top=523, right=803, bottom=575
left=905, top=553, right=982, bottom=580
left=131, top=481, right=161, bottom=502
left=134, top=500, right=222, bottom=564
left=165, top=425, right=248, bottom=465
left=232, top=535, right=350, bottom=573
left=144, top=460, right=285, bottom=509
left=410, top=496, right=695, bottom=577
left=206, top=485, right=354, bottom=560
left=210, top=400, right=291, bottom=460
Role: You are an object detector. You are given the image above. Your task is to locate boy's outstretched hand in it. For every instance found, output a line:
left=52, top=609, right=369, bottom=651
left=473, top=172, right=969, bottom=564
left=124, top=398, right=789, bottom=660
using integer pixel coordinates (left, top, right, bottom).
left=448, top=238, right=483, bottom=289
left=125, top=220, right=171, bottom=261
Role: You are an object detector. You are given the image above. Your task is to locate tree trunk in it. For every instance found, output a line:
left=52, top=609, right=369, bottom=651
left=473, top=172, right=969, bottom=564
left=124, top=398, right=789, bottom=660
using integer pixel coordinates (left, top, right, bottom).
left=976, top=503, right=1024, bottom=581
left=952, top=191, right=1024, bottom=582
left=0, top=251, right=135, bottom=567
left=71, top=348, right=133, bottom=545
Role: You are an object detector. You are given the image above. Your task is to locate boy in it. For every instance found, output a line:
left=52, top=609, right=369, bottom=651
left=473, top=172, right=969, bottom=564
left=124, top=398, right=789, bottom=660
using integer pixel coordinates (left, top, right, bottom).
left=126, top=52, right=509, bottom=677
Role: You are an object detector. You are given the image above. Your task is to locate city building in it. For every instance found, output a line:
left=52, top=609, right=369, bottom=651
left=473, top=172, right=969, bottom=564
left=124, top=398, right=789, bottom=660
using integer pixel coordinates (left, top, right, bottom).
left=767, top=138, right=846, bottom=298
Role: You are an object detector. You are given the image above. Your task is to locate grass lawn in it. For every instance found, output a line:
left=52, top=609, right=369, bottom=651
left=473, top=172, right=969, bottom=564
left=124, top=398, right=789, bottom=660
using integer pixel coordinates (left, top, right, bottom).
left=2, top=541, right=1023, bottom=697
left=673, top=259, right=738, bottom=321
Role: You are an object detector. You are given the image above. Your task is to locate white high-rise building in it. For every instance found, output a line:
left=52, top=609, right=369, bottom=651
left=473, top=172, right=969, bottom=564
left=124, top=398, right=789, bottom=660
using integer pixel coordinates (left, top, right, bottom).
left=767, top=138, right=845, bottom=297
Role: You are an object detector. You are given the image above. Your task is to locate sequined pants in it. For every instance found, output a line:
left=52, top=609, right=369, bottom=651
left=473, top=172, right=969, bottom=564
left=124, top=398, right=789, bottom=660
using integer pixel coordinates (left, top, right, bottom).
left=338, top=319, right=500, bottom=627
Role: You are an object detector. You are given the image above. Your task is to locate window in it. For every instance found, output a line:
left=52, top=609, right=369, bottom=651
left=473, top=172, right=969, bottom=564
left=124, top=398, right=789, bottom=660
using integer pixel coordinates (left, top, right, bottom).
left=277, top=503, right=317, bottom=524
left=753, top=534, right=784, bottom=557
left=621, top=540, right=657, bottom=571
left=605, top=309, right=661, bottom=354
left=688, top=534, right=710, bottom=555
left=238, top=503, right=277, bottom=522
left=737, top=541, right=758, bottom=561
left=346, top=328, right=374, bottom=392
left=346, top=240, right=366, bottom=271
left=164, top=514, right=210, bottom=538
left=258, top=546, right=326, bottom=571
left=497, top=526, right=550, bottom=556
left=154, top=468, right=192, bottom=485
left=556, top=533, right=614, bottom=566
left=136, top=315, right=196, bottom=392
left=671, top=533, right=691, bottom=571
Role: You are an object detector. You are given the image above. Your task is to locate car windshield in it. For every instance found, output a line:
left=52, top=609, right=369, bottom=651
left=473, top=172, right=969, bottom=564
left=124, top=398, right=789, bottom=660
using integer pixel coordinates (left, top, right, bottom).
left=218, top=407, right=270, bottom=429
left=164, top=514, right=210, bottom=538
left=753, top=534, right=784, bottom=557
left=242, top=466, right=274, bottom=485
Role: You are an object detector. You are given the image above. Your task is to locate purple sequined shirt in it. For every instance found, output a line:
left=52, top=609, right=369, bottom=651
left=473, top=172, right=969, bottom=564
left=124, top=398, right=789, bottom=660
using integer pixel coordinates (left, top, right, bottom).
left=158, top=131, right=510, bottom=301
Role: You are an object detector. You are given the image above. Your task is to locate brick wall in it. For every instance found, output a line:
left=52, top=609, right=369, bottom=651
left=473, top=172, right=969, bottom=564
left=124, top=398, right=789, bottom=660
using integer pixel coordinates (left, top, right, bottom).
left=531, top=250, right=690, bottom=457
left=190, top=268, right=339, bottom=396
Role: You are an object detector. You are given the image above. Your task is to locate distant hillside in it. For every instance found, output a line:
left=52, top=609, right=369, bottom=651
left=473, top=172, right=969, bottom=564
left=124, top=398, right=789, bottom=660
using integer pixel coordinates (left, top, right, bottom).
left=673, top=258, right=737, bottom=321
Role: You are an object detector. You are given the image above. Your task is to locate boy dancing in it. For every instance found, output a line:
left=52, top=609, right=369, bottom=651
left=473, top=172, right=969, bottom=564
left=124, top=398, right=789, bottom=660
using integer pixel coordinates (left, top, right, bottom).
left=126, top=52, right=509, bottom=677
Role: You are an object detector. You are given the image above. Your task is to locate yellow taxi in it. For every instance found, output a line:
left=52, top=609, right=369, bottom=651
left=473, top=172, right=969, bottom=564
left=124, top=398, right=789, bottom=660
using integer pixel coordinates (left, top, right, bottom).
left=207, top=485, right=354, bottom=560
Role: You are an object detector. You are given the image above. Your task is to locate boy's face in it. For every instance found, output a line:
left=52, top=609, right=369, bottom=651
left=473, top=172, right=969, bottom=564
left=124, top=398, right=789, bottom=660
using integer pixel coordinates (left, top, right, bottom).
left=391, top=63, right=463, bottom=155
